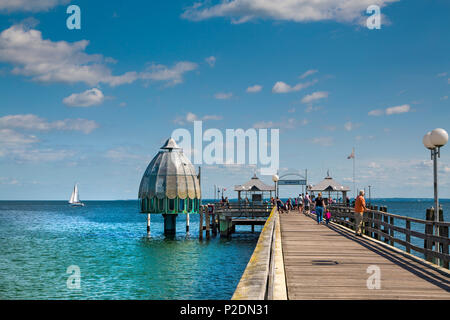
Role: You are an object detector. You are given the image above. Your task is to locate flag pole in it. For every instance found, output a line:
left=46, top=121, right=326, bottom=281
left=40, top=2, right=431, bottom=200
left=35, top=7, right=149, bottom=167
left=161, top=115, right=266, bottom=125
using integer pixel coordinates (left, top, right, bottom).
left=353, top=147, right=356, bottom=198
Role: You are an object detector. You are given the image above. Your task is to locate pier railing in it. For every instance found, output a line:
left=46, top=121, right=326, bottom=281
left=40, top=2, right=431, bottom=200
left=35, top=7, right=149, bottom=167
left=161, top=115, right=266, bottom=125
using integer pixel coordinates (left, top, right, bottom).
left=328, top=205, right=450, bottom=269
left=213, top=202, right=273, bottom=218
left=231, top=207, right=287, bottom=300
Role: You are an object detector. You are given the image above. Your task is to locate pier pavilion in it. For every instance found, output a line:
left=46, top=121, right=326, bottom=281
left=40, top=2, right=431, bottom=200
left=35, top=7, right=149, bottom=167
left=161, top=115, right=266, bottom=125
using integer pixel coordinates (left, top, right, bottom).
left=309, top=174, right=350, bottom=204
left=138, top=138, right=201, bottom=236
left=234, top=174, right=275, bottom=204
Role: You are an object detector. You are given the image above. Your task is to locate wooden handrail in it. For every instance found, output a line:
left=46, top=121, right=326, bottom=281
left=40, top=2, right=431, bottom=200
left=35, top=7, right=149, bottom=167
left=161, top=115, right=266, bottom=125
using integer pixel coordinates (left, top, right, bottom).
left=330, top=204, right=450, bottom=227
left=231, top=207, right=286, bottom=300
left=327, top=205, right=450, bottom=269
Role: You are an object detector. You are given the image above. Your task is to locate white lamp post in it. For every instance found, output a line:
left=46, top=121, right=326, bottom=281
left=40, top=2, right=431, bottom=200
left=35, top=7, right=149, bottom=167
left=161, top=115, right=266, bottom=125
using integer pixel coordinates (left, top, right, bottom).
left=272, top=174, right=279, bottom=198
left=423, top=128, right=448, bottom=262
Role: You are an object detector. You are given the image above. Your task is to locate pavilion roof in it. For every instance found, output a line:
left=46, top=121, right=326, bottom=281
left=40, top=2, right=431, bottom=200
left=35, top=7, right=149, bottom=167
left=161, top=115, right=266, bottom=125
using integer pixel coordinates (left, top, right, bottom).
left=234, top=174, right=275, bottom=192
left=309, top=175, right=350, bottom=192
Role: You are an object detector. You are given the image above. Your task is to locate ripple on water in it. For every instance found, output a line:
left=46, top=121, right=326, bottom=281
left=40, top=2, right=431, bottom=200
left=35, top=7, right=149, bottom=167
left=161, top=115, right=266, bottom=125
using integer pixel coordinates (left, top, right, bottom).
left=0, top=201, right=259, bottom=300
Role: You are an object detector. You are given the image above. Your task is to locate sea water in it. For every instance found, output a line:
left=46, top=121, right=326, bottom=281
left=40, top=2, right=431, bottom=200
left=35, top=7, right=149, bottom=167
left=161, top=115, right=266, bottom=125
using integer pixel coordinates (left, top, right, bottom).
left=0, top=200, right=260, bottom=300
left=0, top=199, right=448, bottom=299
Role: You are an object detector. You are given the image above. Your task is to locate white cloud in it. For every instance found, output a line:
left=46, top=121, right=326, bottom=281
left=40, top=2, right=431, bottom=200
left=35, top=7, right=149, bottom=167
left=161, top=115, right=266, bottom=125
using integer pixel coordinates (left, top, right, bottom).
left=214, top=92, right=233, bottom=100
left=0, top=114, right=99, bottom=134
left=0, top=128, right=74, bottom=162
left=312, top=136, right=333, bottom=147
left=0, top=24, right=198, bottom=88
left=368, top=109, right=384, bottom=116
left=181, top=0, right=399, bottom=25
left=0, top=128, right=37, bottom=146
left=11, top=148, right=75, bottom=162
left=253, top=118, right=308, bottom=129
left=368, top=104, right=411, bottom=116
left=299, top=69, right=318, bottom=79
left=440, top=96, right=448, bottom=101
left=63, top=88, right=105, bottom=107
left=141, top=61, right=198, bottom=86
left=437, top=72, right=447, bottom=77
left=301, top=91, right=328, bottom=104
left=246, top=84, right=262, bottom=93
left=386, top=104, right=411, bottom=115
left=272, top=79, right=317, bottom=94
left=0, top=177, right=19, bottom=185
left=344, top=121, right=360, bottom=132
left=368, top=162, right=381, bottom=169
left=0, top=0, right=69, bottom=12
left=0, top=24, right=138, bottom=86
left=51, top=119, right=99, bottom=134
left=205, top=56, right=216, bottom=67
left=105, top=147, right=144, bottom=162
left=305, top=105, right=322, bottom=113
left=174, top=112, right=223, bottom=125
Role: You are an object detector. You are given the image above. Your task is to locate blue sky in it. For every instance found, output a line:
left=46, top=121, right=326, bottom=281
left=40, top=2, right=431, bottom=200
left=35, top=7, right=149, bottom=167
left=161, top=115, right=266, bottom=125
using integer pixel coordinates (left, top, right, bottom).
left=0, top=0, right=449, bottom=200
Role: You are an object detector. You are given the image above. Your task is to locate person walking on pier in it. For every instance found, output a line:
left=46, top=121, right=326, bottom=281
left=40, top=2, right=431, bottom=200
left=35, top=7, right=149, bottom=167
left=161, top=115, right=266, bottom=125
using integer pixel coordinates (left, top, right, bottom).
left=325, top=209, right=331, bottom=225
left=354, top=190, right=367, bottom=236
left=304, top=192, right=311, bottom=215
left=276, top=197, right=284, bottom=213
left=298, top=194, right=304, bottom=214
left=315, top=192, right=326, bottom=224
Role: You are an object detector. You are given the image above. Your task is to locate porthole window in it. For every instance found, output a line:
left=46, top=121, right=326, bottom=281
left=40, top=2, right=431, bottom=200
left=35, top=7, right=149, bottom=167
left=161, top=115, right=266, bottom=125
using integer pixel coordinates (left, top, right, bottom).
left=179, top=199, right=185, bottom=211
left=150, top=198, right=156, bottom=212
left=169, top=199, right=175, bottom=211
left=194, top=199, right=199, bottom=212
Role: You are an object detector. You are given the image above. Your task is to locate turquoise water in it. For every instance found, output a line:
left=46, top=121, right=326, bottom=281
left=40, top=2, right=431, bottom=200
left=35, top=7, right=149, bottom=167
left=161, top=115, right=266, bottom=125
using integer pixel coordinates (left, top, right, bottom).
left=369, top=199, right=449, bottom=259
left=1, top=199, right=448, bottom=299
left=0, top=201, right=261, bottom=300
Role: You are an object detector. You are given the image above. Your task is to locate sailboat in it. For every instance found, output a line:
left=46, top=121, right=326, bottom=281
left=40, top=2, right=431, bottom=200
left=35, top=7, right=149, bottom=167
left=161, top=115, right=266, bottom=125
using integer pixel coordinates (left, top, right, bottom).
left=69, top=183, right=85, bottom=207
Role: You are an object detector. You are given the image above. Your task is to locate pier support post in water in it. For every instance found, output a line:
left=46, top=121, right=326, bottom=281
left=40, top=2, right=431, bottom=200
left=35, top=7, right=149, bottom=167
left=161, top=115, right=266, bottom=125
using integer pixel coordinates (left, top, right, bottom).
left=205, top=209, right=210, bottom=239
left=219, top=216, right=233, bottom=237
left=186, top=213, right=190, bottom=233
left=212, top=213, right=217, bottom=236
left=147, top=214, right=151, bottom=235
left=163, top=214, right=178, bottom=236
left=199, top=206, right=204, bottom=240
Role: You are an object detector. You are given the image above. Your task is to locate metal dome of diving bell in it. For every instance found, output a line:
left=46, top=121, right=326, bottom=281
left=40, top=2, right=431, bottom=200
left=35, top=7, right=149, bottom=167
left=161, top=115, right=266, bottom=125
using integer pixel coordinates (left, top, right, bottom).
left=139, top=138, right=201, bottom=236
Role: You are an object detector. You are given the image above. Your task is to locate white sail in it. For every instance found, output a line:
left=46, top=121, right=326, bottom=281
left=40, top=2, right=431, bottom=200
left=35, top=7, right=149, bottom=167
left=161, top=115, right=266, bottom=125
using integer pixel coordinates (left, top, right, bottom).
left=73, top=184, right=80, bottom=203
left=69, top=184, right=83, bottom=205
left=69, top=185, right=76, bottom=204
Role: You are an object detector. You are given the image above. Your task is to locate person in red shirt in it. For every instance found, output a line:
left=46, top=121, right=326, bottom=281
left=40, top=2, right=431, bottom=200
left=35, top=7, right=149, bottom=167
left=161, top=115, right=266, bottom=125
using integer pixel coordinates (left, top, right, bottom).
left=354, top=190, right=367, bottom=236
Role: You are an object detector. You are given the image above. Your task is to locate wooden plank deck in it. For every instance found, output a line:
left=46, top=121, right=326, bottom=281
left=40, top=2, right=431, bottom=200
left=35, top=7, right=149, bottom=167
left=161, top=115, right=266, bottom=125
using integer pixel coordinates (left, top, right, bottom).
left=280, top=212, right=450, bottom=300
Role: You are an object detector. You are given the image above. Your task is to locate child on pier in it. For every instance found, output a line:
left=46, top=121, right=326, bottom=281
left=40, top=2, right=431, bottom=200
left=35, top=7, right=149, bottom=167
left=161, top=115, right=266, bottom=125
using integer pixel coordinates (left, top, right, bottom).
left=325, top=210, right=331, bottom=225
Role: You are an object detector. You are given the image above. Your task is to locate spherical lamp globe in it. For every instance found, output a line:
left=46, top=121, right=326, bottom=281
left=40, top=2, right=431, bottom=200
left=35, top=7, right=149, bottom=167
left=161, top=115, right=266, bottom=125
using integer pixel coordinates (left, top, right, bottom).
left=423, top=132, right=435, bottom=150
left=272, top=174, right=279, bottom=183
left=430, top=128, right=448, bottom=147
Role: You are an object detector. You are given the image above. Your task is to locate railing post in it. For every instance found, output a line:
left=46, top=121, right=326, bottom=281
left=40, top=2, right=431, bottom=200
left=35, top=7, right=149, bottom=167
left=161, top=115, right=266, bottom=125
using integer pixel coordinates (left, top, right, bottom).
left=438, top=208, right=449, bottom=269
left=382, top=207, right=389, bottom=243
left=367, top=210, right=374, bottom=238
left=349, top=208, right=355, bottom=230
left=389, top=216, right=394, bottom=246
left=425, top=208, right=434, bottom=262
left=373, top=205, right=379, bottom=240
left=406, top=220, right=411, bottom=253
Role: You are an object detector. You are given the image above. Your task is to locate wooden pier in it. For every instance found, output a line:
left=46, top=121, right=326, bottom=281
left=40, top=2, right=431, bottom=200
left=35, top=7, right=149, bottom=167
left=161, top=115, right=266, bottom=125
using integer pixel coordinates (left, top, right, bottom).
left=199, top=203, right=272, bottom=238
left=232, top=208, right=450, bottom=300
